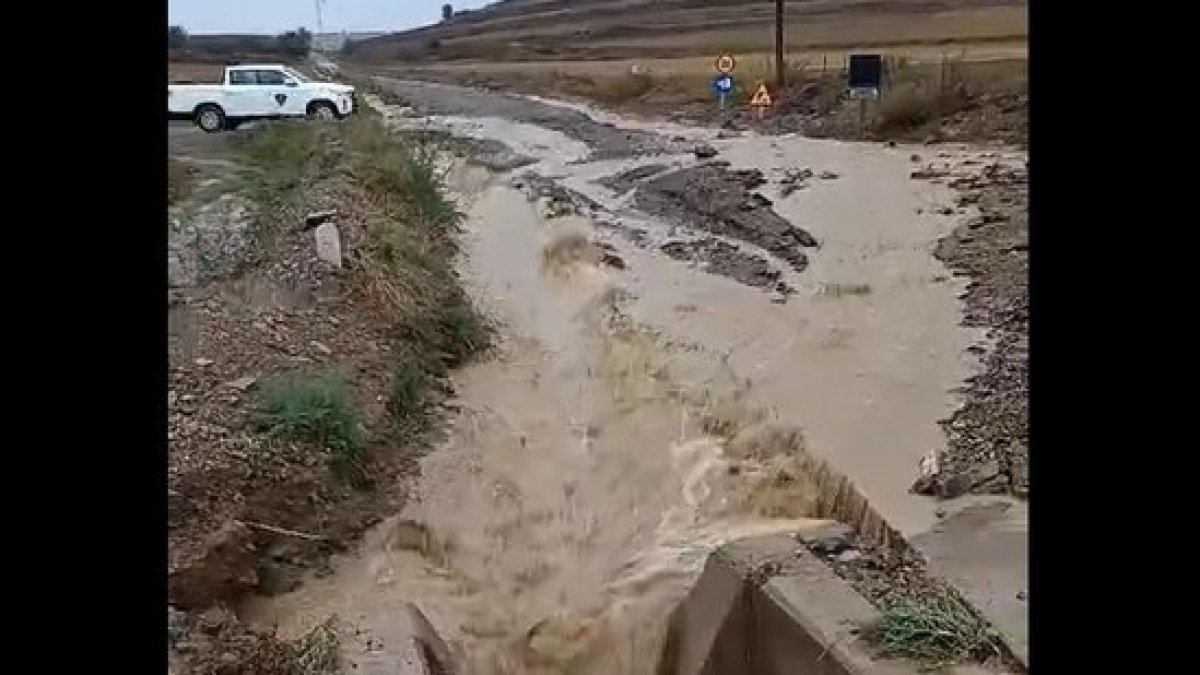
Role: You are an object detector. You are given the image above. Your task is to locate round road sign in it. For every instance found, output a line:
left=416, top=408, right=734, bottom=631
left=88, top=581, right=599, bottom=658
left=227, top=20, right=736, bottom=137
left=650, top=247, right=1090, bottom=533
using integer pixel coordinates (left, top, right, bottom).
left=715, top=54, right=736, bottom=74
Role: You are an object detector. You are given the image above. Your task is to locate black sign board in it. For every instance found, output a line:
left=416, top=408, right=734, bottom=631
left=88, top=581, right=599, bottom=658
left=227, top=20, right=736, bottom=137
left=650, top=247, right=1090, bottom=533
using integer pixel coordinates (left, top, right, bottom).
left=848, top=54, right=883, bottom=90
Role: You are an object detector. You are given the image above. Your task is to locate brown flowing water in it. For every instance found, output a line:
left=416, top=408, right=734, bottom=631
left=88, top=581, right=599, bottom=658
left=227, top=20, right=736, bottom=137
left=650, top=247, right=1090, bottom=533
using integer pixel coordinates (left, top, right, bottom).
left=242, top=94, right=1020, bottom=673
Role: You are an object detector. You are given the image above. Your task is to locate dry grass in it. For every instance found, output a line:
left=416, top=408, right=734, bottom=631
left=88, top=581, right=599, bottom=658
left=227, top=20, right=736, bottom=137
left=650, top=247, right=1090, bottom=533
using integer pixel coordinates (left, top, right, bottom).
left=875, top=84, right=940, bottom=134
left=169, top=60, right=226, bottom=83
left=227, top=106, right=491, bottom=457
left=352, top=5, right=1027, bottom=63
left=405, top=52, right=1025, bottom=145
left=867, top=57, right=1026, bottom=138
left=870, top=587, right=1005, bottom=667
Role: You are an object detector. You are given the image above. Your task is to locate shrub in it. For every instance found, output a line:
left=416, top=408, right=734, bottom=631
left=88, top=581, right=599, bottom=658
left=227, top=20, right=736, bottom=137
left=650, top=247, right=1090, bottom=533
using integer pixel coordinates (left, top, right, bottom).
left=168, top=25, right=189, bottom=50
left=277, top=27, right=313, bottom=58
left=874, top=84, right=938, bottom=135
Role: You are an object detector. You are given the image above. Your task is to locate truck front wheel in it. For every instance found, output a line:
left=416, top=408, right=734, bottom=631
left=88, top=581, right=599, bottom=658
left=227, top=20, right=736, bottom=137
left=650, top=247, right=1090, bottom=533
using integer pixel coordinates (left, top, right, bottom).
left=195, top=104, right=226, bottom=133
left=307, top=101, right=338, bottom=121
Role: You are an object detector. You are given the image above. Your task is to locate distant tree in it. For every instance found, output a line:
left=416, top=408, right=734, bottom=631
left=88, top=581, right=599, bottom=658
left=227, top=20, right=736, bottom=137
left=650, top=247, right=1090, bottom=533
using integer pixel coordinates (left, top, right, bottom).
left=167, top=25, right=189, bottom=50
left=442, top=4, right=454, bottom=21
left=277, top=27, right=313, bottom=57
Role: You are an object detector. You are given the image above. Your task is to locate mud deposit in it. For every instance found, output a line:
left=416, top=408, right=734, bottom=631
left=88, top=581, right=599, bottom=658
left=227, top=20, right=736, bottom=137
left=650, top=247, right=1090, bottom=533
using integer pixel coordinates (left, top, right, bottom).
left=659, top=238, right=791, bottom=295
left=634, top=163, right=819, bottom=273
left=373, top=78, right=693, bottom=159
left=595, top=163, right=671, bottom=195
left=915, top=161, right=1028, bottom=498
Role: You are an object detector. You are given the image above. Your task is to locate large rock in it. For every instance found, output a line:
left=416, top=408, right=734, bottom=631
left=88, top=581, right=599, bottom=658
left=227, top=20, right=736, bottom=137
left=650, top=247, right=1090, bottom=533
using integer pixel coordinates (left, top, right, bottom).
left=314, top=222, right=343, bottom=268
left=167, top=194, right=255, bottom=288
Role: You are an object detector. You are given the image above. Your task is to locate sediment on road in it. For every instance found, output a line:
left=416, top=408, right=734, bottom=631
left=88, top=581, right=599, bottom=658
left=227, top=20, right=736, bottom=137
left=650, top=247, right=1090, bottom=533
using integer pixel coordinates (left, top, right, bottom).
left=167, top=110, right=490, bottom=672
left=367, top=58, right=1027, bottom=147
left=911, top=159, right=1028, bottom=499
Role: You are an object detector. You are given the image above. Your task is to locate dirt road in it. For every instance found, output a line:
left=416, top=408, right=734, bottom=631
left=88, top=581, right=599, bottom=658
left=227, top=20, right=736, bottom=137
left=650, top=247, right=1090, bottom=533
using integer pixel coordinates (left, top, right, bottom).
left=240, top=79, right=1027, bottom=671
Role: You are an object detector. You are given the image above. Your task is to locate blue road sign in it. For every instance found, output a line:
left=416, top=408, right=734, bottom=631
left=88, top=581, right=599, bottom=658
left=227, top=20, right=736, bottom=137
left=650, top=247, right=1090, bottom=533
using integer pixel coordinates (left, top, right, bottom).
left=712, top=74, right=734, bottom=95
left=711, top=73, right=734, bottom=108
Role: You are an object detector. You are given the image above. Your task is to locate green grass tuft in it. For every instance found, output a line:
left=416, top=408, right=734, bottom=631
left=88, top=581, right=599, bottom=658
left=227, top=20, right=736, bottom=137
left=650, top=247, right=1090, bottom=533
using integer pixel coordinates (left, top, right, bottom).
left=871, top=589, right=1004, bottom=666
left=388, top=359, right=429, bottom=419
left=436, top=300, right=492, bottom=367
left=252, top=370, right=365, bottom=469
left=361, top=141, right=462, bottom=229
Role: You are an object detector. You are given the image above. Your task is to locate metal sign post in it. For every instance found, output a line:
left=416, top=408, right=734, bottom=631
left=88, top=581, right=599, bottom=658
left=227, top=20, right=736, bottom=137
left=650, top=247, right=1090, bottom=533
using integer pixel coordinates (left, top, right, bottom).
left=750, top=82, right=773, bottom=120
left=712, top=74, right=734, bottom=109
left=713, top=55, right=737, bottom=111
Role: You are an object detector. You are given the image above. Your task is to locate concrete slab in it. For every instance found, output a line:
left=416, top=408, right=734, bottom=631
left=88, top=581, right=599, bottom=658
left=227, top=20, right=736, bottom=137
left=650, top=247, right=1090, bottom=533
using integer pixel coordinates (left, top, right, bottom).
left=911, top=499, right=1028, bottom=666
left=658, top=534, right=977, bottom=675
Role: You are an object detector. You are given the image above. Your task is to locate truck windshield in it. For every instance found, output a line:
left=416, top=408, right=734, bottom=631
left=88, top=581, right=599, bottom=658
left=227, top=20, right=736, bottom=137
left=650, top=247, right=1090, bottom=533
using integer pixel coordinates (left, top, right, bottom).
left=282, top=68, right=311, bottom=83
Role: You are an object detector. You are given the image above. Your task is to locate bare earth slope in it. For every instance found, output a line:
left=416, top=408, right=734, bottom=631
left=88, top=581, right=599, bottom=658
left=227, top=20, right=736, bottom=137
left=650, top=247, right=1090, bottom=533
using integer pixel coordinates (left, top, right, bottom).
left=354, top=0, right=1028, bottom=62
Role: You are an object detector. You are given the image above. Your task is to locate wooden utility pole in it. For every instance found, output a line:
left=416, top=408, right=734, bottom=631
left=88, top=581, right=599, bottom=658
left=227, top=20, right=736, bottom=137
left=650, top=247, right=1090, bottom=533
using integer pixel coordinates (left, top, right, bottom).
left=775, top=0, right=786, bottom=88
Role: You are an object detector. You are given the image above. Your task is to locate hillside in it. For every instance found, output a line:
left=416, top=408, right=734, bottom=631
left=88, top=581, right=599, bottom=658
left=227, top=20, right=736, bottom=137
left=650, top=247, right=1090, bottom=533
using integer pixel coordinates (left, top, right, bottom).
left=351, top=0, right=1027, bottom=62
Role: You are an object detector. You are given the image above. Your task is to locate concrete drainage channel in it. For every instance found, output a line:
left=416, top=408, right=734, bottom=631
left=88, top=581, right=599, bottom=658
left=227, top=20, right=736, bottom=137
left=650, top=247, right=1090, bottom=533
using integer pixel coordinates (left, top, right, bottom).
left=334, top=84, right=1025, bottom=675
left=396, top=523, right=1017, bottom=675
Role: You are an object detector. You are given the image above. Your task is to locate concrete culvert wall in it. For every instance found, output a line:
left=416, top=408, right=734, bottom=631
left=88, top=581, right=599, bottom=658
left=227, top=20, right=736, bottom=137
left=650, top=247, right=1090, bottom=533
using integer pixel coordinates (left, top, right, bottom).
left=657, top=536, right=959, bottom=675
left=723, top=424, right=906, bottom=553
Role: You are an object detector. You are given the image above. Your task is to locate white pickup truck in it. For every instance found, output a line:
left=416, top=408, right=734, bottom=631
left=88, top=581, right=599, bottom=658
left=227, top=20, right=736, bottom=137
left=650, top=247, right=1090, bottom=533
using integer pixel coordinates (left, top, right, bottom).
left=168, top=64, right=356, bottom=133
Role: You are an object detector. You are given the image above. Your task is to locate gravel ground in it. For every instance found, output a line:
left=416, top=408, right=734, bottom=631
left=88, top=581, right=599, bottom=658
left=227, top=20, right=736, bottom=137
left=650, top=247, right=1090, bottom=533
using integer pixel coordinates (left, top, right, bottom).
left=796, top=522, right=1023, bottom=671
left=913, top=161, right=1029, bottom=499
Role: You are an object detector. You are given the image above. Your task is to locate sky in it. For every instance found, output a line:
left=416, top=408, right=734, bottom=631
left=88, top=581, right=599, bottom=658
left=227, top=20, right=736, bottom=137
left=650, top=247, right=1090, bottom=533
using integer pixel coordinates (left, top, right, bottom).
left=168, top=0, right=494, bottom=35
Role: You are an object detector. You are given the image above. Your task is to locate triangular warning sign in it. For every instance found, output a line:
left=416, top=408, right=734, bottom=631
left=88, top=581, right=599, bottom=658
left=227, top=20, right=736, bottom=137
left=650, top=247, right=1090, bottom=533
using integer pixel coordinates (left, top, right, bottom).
left=750, top=83, right=773, bottom=107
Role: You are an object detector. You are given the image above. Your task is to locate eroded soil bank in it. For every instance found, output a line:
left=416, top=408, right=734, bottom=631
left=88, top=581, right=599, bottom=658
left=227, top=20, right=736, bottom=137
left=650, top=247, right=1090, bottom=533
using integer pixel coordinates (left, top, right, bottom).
left=167, top=114, right=492, bottom=673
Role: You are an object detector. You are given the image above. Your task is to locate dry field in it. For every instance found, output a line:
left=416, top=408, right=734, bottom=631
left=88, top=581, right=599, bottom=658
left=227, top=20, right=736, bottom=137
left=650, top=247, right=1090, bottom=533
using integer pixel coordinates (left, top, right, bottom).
left=349, top=0, right=1027, bottom=144
left=169, top=61, right=226, bottom=83
left=351, top=0, right=1027, bottom=63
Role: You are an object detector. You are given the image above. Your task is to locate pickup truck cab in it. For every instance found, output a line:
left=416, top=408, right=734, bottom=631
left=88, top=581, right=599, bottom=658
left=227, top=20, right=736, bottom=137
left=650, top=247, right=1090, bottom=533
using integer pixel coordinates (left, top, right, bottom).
left=168, top=64, right=355, bottom=133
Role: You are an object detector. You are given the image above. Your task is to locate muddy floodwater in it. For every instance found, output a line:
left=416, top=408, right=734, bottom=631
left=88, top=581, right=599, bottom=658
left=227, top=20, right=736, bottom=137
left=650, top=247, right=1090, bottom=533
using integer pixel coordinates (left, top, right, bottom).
left=242, top=85, right=1023, bottom=672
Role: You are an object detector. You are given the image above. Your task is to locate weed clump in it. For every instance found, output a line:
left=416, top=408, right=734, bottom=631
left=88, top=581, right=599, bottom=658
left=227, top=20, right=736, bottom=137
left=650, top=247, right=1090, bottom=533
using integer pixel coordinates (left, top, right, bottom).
left=360, top=141, right=462, bottom=229
left=252, top=369, right=365, bottom=468
left=168, top=158, right=199, bottom=205
left=874, top=84, right=939, bottom=135
left=870, top=588, right=1004, bottom=666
